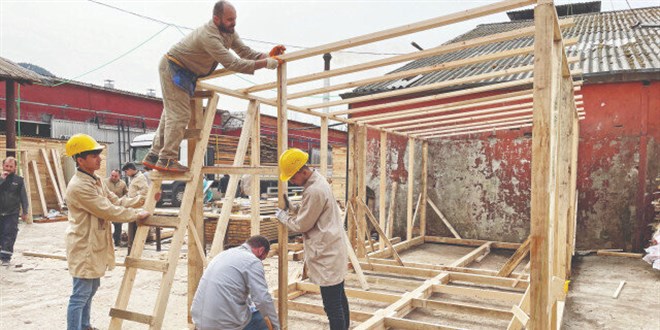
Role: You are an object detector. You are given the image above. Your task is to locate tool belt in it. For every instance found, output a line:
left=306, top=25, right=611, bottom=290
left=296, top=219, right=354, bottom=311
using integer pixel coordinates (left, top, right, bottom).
left=166, top=54, right=197, bottom=97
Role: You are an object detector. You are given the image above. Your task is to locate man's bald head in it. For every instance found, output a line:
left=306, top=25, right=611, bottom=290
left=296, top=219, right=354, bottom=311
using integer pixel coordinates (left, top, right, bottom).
left=213, top=1, right=237, bottom=34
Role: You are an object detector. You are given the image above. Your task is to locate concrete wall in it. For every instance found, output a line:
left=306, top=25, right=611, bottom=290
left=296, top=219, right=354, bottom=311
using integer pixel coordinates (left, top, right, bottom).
left=358, top=80, right=659, bottom=250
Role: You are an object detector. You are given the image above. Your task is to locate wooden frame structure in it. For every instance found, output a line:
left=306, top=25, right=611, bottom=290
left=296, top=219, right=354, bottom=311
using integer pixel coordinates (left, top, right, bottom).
left=109, top=0, right=580, bottom=328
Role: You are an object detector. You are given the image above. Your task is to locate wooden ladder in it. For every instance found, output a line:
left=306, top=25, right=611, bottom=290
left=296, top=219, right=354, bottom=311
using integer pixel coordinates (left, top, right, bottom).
left=108, top=91, right=219, bottom=329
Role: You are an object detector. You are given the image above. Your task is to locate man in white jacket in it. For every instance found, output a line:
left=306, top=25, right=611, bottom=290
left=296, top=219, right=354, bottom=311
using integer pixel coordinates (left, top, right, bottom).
left=276, top=148, right=349, bottom=330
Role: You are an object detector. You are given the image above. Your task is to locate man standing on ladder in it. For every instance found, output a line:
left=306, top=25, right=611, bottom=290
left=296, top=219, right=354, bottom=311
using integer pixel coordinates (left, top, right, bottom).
left=142, top=0, right=286, bottom=173
left=64, top=134, right=150, bottom=330
left=275, top=148, right=350, bottom=330
left=104, top=169, right=128, bottom=247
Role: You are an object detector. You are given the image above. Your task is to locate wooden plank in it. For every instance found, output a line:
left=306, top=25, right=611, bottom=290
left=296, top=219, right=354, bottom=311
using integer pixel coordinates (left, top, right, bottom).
left=51, top=149, right=67, bottom=199
left=40, top=148, right=63, bottom=209
left=386, top=181, right=397, bottom=239
left=452, top=242, right=492, bottom=268
left=356, top=125, right=368, bottom=258
left=368, top=235, right=424, bottom=259
left=612, top=280, right=626, bottom=298
left=188, top=95, right=205, bottom=324
left=384, top=317, right=467, bottom=330
left=507, top=286, right=530, bottom=330
left=407, top=137, right=415, bottom=241
left=209, top=100, right=259, bottom=257
left=347, top=124, right=357, bottom=248
left=280, top=299, right=373, bottom=322
left=142, top=216, right=179, bottom=228
left=243, top=21, right=574, bottom=97
left=412, top=298, right=512, bottom=321
left=367, top=257, right=526, bottom=278
left=420, top=142, right=428, bottom=237
left=251, top=102, right=262, bottom=236
left=530, top=2, right=561, bottom=328
left=425, top=236, right=521, bottom=250
left=124, top=257, right=169, bottom=272
left=497, top=236, right=531, bottom=277
left=596, top=251, right=643, bottom=258
left=18, top=151, right=33, bottom=223
left=30, top=160, right=47, bottom=216
left=379, top=131, right=387, bottom=241
left=109, top=308, right=153, bottom=325
left=511, top=305, right=529, bottom=327
left=320, top=117, right=328, bottom=177
left=275, top=63, right=289, bottom=330
left=200, top=166, right=278, bottom=176
left=344, top=230, right=370, bottom=291
left=357, top=198, right=404, bottom=266
left=427, top=199, right=462, bottom=239
left=203, top=0, right=536, bottom=76
left=296, top=282, right=397, bottom=303
left=433, top=284, right=523, bottom=304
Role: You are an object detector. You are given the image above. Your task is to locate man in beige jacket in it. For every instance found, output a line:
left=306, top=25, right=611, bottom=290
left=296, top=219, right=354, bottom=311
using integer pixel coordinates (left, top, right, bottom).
left=64, top=134, right=150, bottom=330
left=143, top=0, right=285, bottom=173
left=104, top=169, right=128, bottom=246
left=122, top=162, right=152, bottom=251
left=276, top=148, right=349, bottom=330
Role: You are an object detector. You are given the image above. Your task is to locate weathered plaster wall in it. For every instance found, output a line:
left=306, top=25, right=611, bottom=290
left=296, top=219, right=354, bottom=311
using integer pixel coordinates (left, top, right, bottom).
left=357, top=80, right=658, bottom=250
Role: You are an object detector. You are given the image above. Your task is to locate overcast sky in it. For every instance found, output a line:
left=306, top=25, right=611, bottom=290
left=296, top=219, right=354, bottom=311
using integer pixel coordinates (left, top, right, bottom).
left=1, top=0, right=655, bottom=124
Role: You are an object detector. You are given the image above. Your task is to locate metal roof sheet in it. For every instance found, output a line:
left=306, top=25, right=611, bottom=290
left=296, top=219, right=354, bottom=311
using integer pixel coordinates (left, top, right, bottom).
left=0, top=56, right=45, bottom=83
left=351, top=6, right=659, bottom=96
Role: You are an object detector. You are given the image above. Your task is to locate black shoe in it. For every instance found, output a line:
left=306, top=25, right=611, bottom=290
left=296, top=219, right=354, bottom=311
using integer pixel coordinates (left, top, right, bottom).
left=142, top=153, right=159, bottom=170
left=154, top=158, right=189, bottom=173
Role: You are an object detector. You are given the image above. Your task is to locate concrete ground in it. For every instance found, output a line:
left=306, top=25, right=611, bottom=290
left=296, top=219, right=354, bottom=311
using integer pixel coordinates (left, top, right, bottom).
left=1, top=220, right=658, bottom=329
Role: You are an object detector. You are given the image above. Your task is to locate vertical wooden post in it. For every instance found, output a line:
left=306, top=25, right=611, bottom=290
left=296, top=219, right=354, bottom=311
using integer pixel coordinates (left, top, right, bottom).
left=187, top=96, right=204, bottom=325
left=531, top=1, right=560, bottom=328
left=5, top=80, right=16, bottom=157
left=406, top=137, right=415, bottom=241
left=379, top=131, right=387, bottom=249
left=346, top=124, right=357, bottom=249
left=566, top=113, right=580, bottom=277
left=276, top=63, right=289, bottom=329
left=356, top=125, right=367, bottom=257
left=420, top=141, right=428, bottom=237
left=19, top=150, right=33, bottom=223
left=320, top=117, right=329, bottom=178
left=251, top=103, right=262, bottom=236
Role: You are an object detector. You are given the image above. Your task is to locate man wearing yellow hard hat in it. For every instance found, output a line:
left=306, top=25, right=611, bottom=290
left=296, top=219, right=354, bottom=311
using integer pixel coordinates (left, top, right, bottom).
left=63, top=133, right=150, bottom=330
left=276, top=148, right=350, bottom=329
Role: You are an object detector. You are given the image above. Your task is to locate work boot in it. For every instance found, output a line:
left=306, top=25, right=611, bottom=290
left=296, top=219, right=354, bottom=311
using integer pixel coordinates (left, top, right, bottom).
left=154, top=158, right=189, bottom=173
left=142, top=153, right=159, bottom=170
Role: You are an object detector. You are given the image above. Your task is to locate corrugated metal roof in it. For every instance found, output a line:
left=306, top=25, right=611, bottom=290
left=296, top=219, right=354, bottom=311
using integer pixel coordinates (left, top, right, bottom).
left=0, top=56, right=45, bottom=83
left=351, top=6, right=659, bottom=96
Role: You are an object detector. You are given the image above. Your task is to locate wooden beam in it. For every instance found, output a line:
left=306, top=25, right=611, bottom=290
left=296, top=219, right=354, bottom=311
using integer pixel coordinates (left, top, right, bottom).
left=251, top=102, right=262, bottom=236
left=427, top=199, right=462, bottom=239
left=497, top=236, right=531, bottom=277
left=425, top=235, right=521, bottom=250
left=367, top=257, right=526, bottom=278
left=40, top=148, right=64, bottom=209
left=433, top=284, right=523, bottom=304
left=385, top=181, right=398, bottom=239
left=51, top=149, right=67, bottom=199
left=209, top=100, right=258, bottom=257
left=356, top=126, right=368, bottom=258
left=368, top=235, right=424, bottom=259
left=449, top=272, right=528, bottom=291
left=379, top=131, right=387, bottom=241
left=30, top=160, right=47, bottom=216
left=407, top=137, right=415, bottom=241
left=412, top=298, right=512, bottom=321
left=357, top=198, right=404, bottom=266
left=200, top=166, right=278, bottom=176
left=347, top=124, right=357, bottom=249
left=452, top=242, right=492, bottom=268
left=275, top=63, right=289, bottom=329
left=242, top=20, right=574, bottom=96
left=281, top=299, right=374, bottom=322
left=344, top=230, right=370, bottom=290
left=320, top=117, right=328, bottom=177
left=420, top=142, right=428, bottom=237
left=296, top=282, right=398, bottom=303
left=384, top=317, right=466, bottom=330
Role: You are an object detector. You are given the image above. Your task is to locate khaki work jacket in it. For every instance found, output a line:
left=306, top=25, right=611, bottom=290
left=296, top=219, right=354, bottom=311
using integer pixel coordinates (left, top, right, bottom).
left=283, top=170, right=347, bottom=287
left=127, top=171, right=149, bottom=199
left=104, top=177, right=127, bottom=198
left=168, top=20, right=264, bottom=76
left=65, top=170, right=142, bottom=278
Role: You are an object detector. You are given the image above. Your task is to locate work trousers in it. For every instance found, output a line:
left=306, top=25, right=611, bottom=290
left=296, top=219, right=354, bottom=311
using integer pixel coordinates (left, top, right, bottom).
left=150, top=56, right=192, bottom=160
left=113, top=222, right=122, bottom=246
left=320, top=281, right=350, bottom=330
left=67, top=277, right=100, bottom=330
left=0, top=214, right=19, bottom=261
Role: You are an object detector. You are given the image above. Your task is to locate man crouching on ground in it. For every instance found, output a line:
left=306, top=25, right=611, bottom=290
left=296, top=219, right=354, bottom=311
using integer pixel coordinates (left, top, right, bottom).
left=64, top=134, right=150, bottom=330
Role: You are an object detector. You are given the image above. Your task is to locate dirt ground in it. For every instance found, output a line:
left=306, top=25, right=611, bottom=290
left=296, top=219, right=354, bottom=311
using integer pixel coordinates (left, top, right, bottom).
left=1, top=220, right=659, bottom=329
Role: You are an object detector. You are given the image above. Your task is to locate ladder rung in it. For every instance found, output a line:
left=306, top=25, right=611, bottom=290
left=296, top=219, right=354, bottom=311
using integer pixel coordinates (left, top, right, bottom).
left=183, top=128, right=201, bottom=140
left=149, top=171, right=192, bottom=182
left=109, top=308, right=153, bottom=325
left=193, top=90, right=214, bottom=99
left=124, top=256, right=169, bottom=272
left=143, top=215, right=180, bottom=228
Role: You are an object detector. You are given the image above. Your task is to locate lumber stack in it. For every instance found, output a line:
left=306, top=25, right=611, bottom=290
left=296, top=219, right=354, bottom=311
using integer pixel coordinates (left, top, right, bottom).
left=209, top=134, right=278, bottom=165
left=332, top=146, right=347, bottom=201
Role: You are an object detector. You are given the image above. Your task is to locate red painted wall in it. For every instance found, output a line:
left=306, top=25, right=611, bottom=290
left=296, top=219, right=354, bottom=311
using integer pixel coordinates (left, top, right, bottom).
left=351, top=81, right=659, bottom=250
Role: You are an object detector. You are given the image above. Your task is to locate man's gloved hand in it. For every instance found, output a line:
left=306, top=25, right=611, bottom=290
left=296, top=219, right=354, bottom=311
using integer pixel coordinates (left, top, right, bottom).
left=269, top=45, right=286, bottom=57
left=265, top=57, right=279, bottom=70
left=275, top=208, right=288, bottom=224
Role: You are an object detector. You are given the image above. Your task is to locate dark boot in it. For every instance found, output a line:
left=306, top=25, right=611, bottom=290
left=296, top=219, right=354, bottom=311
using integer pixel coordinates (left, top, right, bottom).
left=154, top=158, right=189, bottom=173
left=142, top=153, right=159, bottom=170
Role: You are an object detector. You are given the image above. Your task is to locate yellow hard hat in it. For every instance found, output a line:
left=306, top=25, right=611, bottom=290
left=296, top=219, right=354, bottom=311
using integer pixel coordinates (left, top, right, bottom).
left=279, top=148, right=309, bottom=181
left=65, top=133, right=104, bottom=157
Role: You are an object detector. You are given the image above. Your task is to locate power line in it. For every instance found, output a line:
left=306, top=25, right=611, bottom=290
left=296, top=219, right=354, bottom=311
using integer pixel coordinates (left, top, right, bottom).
left=86, top=0, right=405, bottom=56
